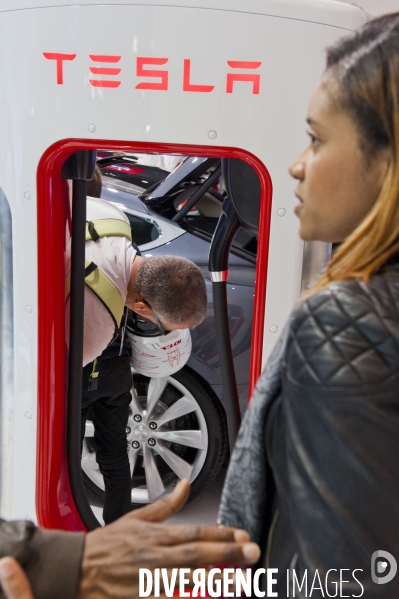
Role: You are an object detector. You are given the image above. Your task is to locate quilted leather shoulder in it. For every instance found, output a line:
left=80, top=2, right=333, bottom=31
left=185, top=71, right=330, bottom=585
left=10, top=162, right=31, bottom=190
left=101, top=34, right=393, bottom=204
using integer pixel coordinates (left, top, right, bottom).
left=285, top=265, right=399, bottom=387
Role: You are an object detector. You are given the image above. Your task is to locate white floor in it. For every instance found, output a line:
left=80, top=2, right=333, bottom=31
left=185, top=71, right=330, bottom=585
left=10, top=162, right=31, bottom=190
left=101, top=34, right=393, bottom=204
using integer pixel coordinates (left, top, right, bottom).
left=91, top=468, right=227, bottom=526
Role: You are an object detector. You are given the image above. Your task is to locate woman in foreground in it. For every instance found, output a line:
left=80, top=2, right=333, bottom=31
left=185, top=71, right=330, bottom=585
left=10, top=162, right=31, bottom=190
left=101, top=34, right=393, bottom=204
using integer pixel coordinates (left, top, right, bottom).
left=219, top=11, right=399, bottom=598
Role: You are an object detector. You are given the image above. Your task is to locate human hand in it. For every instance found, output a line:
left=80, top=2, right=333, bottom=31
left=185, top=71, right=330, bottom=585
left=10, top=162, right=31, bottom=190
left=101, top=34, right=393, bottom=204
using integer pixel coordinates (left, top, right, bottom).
left=78, top=479, right=260, bottom=599
left=0, top=557, right=34, bottom=599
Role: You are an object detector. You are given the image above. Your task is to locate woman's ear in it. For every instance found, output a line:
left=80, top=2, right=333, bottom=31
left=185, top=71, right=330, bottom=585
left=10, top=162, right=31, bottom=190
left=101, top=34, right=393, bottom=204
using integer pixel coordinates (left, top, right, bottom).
left=375, top=147, right=392, bottom=187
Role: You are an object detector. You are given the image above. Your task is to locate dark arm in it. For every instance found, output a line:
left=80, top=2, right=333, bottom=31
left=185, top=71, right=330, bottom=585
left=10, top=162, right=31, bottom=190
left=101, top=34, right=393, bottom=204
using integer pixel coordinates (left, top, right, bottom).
left=0, top=519, right=84, bottom=599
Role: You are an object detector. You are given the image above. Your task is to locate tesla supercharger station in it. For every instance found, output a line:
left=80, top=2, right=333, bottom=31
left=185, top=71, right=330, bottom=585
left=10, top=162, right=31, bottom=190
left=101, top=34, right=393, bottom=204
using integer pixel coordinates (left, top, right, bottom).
left=0, top=0, right=366, bottom=530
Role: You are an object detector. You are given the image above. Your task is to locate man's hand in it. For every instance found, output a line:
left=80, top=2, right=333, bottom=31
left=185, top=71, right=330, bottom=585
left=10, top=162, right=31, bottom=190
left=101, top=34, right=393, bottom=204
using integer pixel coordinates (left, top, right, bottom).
left=78, top=479, right=260, bottom=599
left=0, top=558, right=34, bottom=599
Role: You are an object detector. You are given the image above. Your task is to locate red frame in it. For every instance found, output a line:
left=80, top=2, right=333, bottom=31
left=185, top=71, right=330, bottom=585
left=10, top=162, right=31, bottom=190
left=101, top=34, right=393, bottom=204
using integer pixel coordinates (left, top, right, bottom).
left=36, top=139, right=273, bottom=531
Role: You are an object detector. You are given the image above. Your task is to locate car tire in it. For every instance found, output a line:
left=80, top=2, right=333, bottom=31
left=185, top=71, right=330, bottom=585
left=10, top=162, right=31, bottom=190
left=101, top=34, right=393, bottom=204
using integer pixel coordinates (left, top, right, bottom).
left=82, top=367, right=228, bottom=509
left=173, top=368, right=228, bottom=501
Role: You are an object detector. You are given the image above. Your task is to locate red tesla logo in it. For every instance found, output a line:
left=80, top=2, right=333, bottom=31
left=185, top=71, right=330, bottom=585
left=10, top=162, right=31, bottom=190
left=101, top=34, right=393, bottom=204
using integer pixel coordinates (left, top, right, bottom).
left=42, top=53, right=76, bottom=85
left=43, top=53, right=262, bottom=94
left=89, top=55, right=121, bottom=88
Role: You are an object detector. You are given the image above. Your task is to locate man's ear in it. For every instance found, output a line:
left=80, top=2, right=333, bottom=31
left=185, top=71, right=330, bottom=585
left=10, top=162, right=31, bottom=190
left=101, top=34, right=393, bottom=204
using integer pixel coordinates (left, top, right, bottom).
left=132, top=301, right=152, bottom=316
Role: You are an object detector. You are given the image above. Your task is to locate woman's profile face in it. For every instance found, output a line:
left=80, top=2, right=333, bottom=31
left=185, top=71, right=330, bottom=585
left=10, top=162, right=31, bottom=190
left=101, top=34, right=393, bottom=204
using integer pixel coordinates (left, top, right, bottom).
left=289, top=77, right=390, bottom=243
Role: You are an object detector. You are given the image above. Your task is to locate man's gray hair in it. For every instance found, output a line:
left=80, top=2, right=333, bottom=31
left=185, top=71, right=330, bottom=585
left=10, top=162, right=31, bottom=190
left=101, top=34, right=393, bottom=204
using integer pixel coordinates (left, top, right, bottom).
left=135, top=255, right=207, bottom=327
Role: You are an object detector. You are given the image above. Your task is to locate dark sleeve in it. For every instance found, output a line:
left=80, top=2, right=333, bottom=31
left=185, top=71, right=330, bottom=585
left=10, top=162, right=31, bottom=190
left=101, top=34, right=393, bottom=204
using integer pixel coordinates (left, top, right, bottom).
left=282, top=284, right=399, bottom=596
left=0, top=519, right=85, bottom=599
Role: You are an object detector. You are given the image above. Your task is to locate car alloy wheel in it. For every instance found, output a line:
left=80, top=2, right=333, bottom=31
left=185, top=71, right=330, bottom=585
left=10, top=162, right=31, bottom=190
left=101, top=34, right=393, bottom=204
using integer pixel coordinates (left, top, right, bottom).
left=81, top=368, right=227, bottom=506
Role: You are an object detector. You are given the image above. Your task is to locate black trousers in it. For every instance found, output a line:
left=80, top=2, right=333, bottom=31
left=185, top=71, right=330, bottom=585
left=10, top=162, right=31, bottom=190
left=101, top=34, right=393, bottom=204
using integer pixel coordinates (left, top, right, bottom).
left=81, top=354, right=132, bottom=524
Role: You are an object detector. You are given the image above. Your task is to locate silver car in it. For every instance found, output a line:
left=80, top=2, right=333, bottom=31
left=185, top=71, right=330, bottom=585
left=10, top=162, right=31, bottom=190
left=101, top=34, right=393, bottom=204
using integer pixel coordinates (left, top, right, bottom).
left=82, top=156, right=256, bottom=506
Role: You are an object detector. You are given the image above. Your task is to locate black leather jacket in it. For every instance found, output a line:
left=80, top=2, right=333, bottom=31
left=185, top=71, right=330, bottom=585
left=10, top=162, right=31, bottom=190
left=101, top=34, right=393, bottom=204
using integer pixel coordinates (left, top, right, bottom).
left=219, top=261, right=399, bottom=598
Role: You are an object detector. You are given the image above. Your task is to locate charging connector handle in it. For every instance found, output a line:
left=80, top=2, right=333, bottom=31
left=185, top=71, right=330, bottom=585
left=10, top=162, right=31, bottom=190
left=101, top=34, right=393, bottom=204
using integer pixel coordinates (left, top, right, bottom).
left=209, top=198, right=240, bottom=274
left=208, top=197, right=241, bottom=447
